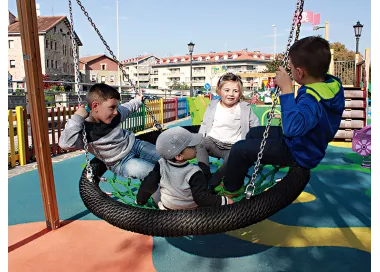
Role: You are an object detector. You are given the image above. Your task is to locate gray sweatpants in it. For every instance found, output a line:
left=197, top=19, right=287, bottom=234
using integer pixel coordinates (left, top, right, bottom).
left=196, top=136, right=231, bottom=187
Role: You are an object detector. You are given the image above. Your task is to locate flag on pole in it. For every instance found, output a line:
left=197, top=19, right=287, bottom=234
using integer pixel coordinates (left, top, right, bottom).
left=298, top=11, right=321, bottom=25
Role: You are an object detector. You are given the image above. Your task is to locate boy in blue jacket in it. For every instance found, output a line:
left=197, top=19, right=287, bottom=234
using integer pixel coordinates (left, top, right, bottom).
left=218, top=36, right=345, bottom=195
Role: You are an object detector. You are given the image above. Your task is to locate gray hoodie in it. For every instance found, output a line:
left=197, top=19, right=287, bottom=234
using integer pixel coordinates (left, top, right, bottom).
left=58, top=97, right=142, bottom=167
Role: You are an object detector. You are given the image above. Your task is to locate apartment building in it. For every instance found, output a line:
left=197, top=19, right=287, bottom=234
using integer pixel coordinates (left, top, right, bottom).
left=121, top=55, right=160, bottom=88
left=151, top=50, right=273, bottom=91
left=8, top=11, right=82, bottom=89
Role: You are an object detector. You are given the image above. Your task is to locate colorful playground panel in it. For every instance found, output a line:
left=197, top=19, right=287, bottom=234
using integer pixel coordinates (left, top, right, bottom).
left=187, top=96, right=282, bottom=126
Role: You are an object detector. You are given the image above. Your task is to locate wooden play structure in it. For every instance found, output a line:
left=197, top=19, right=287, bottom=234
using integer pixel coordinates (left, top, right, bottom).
left=334, top=50, right=370, bottom=141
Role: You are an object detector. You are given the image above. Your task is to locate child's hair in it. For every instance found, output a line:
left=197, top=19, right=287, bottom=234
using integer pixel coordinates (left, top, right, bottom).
left=289, top=36, right=331, bottom=79
left=87, top=83, right=121, bottom=109
left=216, top=73, right=243, bottom=95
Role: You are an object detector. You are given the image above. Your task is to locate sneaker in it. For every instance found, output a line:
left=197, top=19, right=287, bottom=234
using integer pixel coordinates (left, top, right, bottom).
left=214, top=182, right=245, bottom=198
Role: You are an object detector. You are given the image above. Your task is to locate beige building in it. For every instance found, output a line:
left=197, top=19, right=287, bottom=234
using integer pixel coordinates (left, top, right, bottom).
left=151, top=50, right=273, bottom=91
left=8, top=11, right=82, bottom=89
left=120, top=50, right=273, bottom=92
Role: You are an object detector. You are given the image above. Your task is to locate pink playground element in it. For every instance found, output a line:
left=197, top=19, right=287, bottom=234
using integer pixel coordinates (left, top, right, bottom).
left=352, top=125, right=371, bottom=157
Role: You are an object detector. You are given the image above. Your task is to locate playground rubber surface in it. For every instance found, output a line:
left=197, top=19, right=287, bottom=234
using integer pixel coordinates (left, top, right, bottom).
left=8, top=119, right=370, bottom=272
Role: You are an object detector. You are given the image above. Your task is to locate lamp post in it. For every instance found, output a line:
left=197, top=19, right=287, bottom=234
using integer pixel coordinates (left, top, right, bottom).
left=272, top=24, right=276, bottom=59
left=313, top=21, right=329, bottom=41
left=353, top=21, right=363, bottom=54
left=116, top=0, right=121, bottom=93
left=188, top=41, right=195, bottom=97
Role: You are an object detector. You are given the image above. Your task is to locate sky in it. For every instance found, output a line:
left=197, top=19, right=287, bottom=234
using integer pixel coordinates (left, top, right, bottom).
left=7, top=0, right=372, bottom=61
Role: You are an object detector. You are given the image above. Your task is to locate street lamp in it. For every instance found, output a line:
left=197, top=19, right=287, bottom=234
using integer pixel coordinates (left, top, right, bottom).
left=188, top=41, right=195, bottom=97
left=353, top=21, right=363, bottom=54
left=313, top=21, right=329, bottom=41
left=272, top=24, right=276, bottom=59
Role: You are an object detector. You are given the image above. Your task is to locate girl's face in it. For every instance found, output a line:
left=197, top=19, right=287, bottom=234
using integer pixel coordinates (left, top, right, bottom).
left=218, top=81, right=241, bottom=108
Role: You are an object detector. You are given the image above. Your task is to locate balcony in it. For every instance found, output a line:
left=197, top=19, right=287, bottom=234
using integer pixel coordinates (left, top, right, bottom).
left=137, top=67, right=150, bottom=74
left=168, top=71, right=181, bottom=76
left=193, top=70, right=205, bottom=75
left=192, top=80, right=205, bottom=86
left=137, top=75, right=150, bottom=81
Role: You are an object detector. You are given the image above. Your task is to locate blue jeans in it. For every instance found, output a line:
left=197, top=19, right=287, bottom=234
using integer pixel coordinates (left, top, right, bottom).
left=111, top=139, right=160, bottom=179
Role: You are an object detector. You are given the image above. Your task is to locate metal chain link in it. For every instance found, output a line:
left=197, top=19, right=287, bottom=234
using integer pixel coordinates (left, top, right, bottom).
left=74, top=0, right=162, bottom=131
left=245, top=0, right=305, bottom=199
left=68, top=0, right=93, bottom=181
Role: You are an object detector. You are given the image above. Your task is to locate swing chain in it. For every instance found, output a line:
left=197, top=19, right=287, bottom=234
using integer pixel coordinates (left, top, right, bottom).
left=245, top=0, right=304, bottom=199
left=74, top=0, right=162, bottom=131
left=68, top=0, right=93, bottom=180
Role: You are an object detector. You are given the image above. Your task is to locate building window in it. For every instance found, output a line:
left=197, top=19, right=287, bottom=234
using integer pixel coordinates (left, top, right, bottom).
left=46, top=59, right=49, bottom=68
left=55, top=61, right=58, bottom=68
left=8, top=40, right=14, bottom=49
left=91, top=75, right=96, bottom=82
left=10, top=60, right=16, bottom=68
left=101, top=76, right=106, bottom=83
left=54, top=26, right=56, bottom=33
left=55, top=42, right=57, bottom=50
left=110, top=75, right=115, bottom=82
left=51, top=60, right=54, bottom=68
left=101, top=64, right=106, bottom=70
left=46, top=40, right=49, bottom=49
left=63, top=45, right=65, bottom=54
left=50, top=41, right=53, bottom=49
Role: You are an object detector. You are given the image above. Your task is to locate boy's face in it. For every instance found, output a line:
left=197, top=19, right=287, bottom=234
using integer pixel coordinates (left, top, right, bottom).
left=175, top=146, right=196, bottom=162
left=92, top=98, right=119, bottom=124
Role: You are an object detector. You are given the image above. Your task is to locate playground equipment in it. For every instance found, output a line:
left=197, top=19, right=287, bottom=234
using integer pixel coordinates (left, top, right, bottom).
left=75, top=0, right=310, bottom=237
left=352, top=125, right=371, bottom=168
left=15, top=0, right=310, bottom=235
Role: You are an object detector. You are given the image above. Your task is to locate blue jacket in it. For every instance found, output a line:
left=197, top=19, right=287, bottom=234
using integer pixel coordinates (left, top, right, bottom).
left=279, top=74, right=345, bottom=169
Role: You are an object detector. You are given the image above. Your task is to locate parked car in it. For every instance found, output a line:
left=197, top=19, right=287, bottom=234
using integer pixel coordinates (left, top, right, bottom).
left=144, top=94, right=161, bottom=101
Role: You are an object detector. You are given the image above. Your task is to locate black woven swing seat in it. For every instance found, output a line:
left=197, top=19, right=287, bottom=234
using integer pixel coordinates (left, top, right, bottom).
left=79, top=125, right=310, bottom=237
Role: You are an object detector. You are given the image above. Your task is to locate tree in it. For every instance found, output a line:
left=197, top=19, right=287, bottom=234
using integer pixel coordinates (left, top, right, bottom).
left=263, top=53, right=285, bottom=73
left=170, top=81, right=189, bottom=90
left=330, top=42, right=356, bottom=61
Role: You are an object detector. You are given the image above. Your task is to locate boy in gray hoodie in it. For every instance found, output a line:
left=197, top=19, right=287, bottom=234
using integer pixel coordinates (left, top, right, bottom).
left=59, top=83, right=160, bottom=179
left=137, top=126, right=233, bottom=210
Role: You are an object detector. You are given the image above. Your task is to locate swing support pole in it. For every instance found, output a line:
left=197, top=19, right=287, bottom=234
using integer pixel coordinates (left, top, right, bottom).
left=16, top=0, right=60, bottom=230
